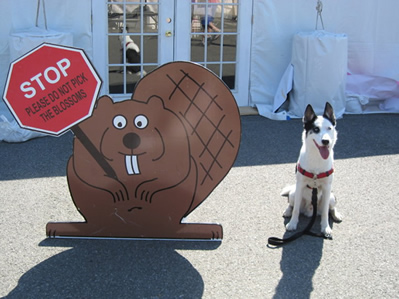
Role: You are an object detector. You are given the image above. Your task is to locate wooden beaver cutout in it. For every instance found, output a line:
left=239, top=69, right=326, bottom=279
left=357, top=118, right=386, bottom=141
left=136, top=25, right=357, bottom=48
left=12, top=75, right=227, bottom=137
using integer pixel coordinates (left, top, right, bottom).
left=46, top=61, right=241, bottom=240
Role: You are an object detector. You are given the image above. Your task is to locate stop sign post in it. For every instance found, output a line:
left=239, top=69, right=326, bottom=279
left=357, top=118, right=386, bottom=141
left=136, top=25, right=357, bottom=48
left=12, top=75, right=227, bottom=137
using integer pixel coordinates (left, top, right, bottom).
left=3, top=43, right=102, bottom=136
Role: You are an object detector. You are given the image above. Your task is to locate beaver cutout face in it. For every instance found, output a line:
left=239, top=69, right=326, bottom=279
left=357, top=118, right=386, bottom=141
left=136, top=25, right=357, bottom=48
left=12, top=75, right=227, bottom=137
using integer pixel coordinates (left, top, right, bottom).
left=97, top=96, right=187, bottom=178
left=47, top=61, right=241, bottom=240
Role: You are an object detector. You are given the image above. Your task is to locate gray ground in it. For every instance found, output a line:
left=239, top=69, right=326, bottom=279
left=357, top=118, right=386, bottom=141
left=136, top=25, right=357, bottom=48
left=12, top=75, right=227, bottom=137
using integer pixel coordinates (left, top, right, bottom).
left=1, top=113, right=398, bottom=298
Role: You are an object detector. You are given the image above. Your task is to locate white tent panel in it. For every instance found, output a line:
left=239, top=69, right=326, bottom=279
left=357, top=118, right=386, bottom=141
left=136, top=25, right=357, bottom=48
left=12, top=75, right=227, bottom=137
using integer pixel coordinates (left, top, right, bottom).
left=288, top=31, right=347, bottom=118
left=251, top=0, right=399, bottom=118
left=0, top=0, right=92, bottom=98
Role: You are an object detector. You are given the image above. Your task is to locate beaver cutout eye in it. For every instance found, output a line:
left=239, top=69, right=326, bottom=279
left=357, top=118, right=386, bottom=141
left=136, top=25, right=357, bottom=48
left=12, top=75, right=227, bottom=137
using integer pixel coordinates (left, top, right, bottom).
left=313, top=127, right=320, bottom=133
left=113, top=115, right=127, bottom=129
left=134, top=115, right=148, bottom=129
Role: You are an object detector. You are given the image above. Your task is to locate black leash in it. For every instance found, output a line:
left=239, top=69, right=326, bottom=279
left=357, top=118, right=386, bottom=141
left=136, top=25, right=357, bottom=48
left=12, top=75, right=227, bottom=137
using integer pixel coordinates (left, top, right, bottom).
left=268, top=188, right=331, bottom=247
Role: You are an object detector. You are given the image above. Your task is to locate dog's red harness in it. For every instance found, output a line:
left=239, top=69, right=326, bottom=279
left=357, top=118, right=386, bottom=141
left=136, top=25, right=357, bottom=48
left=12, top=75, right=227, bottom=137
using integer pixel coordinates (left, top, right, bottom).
left=268, top=163, right=335, bottom=246
left=297, top=163, right=334, bottom=179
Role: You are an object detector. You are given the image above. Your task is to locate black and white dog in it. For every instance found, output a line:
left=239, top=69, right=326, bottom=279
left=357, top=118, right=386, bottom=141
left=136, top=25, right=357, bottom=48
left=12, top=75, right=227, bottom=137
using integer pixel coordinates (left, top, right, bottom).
left=119, top=34, right=146, bottom=76
left=282, top=102, right=342, bottom=237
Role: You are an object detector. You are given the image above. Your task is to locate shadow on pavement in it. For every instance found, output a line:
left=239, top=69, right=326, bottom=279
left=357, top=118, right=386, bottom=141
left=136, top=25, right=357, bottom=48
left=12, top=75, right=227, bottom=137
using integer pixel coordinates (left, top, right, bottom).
left=6, top=239, right=220, bottom=298
left=273, top=236, right=324, bottom=298
left=269, top=216, right=335, bottom=298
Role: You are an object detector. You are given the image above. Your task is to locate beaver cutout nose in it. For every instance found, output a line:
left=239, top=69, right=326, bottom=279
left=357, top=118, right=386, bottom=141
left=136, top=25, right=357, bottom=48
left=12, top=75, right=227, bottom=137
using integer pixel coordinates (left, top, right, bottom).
left=123, top=133, right=141, bottom=149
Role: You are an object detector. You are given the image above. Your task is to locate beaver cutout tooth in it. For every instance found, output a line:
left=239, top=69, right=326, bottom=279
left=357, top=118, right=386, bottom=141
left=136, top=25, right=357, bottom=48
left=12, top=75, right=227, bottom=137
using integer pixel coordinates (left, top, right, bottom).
left=125, top=155, right=140, bottom=175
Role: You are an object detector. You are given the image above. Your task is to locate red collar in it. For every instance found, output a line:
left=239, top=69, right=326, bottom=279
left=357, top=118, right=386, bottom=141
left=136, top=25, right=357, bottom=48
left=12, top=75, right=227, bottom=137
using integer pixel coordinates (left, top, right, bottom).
left=126, top=42, right=132, bottom=47
left=297, top=163, right=334, bottom=179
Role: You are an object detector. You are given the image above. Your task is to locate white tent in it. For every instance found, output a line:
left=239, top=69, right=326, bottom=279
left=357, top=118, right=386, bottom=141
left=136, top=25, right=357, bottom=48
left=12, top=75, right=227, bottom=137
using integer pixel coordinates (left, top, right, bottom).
left=1, top=0, right=398, bottom=141
left=251, top=0, right=399, bottom=119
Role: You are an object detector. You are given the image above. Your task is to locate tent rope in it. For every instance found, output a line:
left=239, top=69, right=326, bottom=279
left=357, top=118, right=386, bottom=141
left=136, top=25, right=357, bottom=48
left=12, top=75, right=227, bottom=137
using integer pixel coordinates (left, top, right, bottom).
left=315, top=0, right=324, bottom=30
left=36, top=0, right=48, bottom=30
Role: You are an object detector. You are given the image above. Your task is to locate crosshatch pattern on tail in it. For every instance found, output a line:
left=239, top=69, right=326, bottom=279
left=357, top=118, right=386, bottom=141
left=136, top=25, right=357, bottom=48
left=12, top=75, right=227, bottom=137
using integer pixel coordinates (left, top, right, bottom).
left=132, top=62, right=241, bottom=215
left=167, top=70, right=236, bottom=186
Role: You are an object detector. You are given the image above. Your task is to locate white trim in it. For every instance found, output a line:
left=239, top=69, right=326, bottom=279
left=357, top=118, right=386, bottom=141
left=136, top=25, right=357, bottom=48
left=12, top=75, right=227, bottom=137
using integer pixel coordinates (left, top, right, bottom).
left=233, top=1, right=253, bottom=106
left=159, top=0, right=175, bottom=64
left=174, top=1, right=191, bottom=61
left=92, top=2, right=108, bottom=96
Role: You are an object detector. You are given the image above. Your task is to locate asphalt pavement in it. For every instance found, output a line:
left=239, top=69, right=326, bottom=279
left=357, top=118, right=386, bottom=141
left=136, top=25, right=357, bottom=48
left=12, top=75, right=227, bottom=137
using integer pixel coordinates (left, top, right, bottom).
left=1, top=113, right=398, bottom=298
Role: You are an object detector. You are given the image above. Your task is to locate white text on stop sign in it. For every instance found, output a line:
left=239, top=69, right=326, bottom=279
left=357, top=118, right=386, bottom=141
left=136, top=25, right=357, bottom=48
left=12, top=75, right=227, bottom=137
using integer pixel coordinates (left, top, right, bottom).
left=20, top=58, right=71, bottom=99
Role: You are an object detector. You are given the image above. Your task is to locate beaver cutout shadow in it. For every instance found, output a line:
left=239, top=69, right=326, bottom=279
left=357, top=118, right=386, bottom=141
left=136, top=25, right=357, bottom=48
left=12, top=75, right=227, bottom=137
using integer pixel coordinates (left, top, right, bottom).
left=46, top=61, right=241, bottom=240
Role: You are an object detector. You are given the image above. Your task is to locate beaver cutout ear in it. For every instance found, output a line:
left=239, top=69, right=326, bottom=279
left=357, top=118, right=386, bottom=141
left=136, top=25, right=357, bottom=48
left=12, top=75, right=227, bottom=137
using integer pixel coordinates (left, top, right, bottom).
left=95, top=95, right=114, bottom=109
left=146, top=95, right=166, bottom=109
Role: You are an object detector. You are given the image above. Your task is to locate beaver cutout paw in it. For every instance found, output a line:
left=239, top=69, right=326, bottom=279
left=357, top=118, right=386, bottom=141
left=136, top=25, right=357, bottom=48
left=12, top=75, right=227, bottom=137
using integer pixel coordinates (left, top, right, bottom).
left=46, top=61, right=241, bottom=240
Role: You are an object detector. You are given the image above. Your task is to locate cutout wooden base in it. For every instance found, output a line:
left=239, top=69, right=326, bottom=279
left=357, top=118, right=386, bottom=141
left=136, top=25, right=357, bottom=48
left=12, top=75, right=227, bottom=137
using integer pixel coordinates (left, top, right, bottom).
left=46, top=222, right=223, bottom=240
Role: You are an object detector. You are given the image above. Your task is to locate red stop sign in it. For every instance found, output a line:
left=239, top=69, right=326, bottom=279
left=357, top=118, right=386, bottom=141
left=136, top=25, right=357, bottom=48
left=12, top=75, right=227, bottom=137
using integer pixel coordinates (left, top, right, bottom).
left=3, top=43, right=102, bottom=136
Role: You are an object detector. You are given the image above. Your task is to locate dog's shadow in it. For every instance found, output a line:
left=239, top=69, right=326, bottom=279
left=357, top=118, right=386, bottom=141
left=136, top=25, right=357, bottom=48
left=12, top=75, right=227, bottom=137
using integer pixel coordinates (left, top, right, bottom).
left=6, top=239, right=220, bottom=298
left=272, top=216, right=336, bottom=298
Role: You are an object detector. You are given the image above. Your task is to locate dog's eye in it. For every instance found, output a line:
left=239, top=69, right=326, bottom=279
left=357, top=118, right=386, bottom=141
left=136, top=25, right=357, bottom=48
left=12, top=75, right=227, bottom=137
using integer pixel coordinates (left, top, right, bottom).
left=113, top=115, right=127, bottom=129
left=328, top=126, right=332, bottom=130
left=313, top=127, right=320, bottom=133
left=134, top=115, right=148, bottom=129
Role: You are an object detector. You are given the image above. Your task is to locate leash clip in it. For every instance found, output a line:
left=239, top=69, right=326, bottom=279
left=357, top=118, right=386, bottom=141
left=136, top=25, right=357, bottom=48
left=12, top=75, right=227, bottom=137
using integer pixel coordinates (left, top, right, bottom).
left=312, top=176, right=318, bottom=188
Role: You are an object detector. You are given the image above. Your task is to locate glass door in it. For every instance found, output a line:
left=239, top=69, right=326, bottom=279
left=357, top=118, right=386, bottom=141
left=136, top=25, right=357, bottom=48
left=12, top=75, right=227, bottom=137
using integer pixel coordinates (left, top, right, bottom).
left=106, top=0, right=162, bottom=95
left=97, top=0, right=252, bottom=106
left=191, top=0, right=239, bottom=90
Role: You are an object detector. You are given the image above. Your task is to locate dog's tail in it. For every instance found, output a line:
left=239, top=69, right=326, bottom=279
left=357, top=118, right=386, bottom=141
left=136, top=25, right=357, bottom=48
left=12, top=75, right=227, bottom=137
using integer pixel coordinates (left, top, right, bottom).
left=280, top=185, right=294, bottom=197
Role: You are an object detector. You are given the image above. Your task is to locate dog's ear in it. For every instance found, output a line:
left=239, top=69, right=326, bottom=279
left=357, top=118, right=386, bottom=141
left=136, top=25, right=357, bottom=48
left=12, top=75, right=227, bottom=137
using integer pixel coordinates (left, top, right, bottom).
left=303, top=104, right=316, bottom=124
left=323, top=102, right=336, bottom=126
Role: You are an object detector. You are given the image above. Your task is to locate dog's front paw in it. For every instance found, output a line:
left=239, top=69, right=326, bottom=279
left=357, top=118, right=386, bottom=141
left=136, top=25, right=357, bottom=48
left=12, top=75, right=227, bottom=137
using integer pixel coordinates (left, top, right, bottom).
left=322, top=223, right=333, bottom=237
left=283, top=206, right=292, bottom=218
left=330, top=209, right=343, bottom=223
left=286, top=220, right=298, bottom=231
